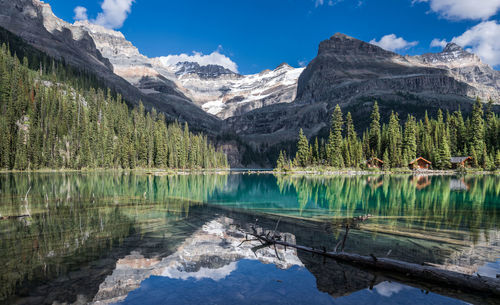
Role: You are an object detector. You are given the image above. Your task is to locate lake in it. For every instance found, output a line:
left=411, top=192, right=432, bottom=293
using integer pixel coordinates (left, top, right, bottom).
left=0, top=172, right=498, bottom=304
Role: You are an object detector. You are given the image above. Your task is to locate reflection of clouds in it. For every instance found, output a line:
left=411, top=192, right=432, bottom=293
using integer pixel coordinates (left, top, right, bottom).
left=93, top=217, right=303, bottom=303
left=374, top=281, right=409, bottom=297
left=477, top=260, right=500, bottom=278
left=162, top=262, right=238, bottom=281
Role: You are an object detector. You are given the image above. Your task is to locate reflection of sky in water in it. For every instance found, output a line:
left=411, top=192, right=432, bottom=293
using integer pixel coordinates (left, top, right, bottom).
left=477, top=259, right=500, bottom=278
left=118, top=260, right=466, bottom=305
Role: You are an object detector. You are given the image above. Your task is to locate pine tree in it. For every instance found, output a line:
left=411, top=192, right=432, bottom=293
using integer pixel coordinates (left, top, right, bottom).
left=295, top=128, right=309, bottom=167
left=382, top=149, right=390, bottom=170
left=328, top=104, right=344, bottom=167
left=402, top=114, right=417, bottom=162
left=277, top=150, right=286, bottom=171
left=369, top=101, right=381, bottom=157
left=387, top=112, right=402, bottom=167
left=485, top=99, right=497, bottom=153
left=470, top=98, right=485, bottom=157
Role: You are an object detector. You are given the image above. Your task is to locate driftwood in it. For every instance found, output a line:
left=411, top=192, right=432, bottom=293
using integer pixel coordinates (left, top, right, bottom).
left=0, top=214, right=30, bottom=220
left=244, top=225, right=500, bottom=298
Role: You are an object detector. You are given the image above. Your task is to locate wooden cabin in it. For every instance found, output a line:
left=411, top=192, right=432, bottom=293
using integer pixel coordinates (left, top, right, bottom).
left=365, top=157, right=384, bottom=169
left=450, top=156, right=472, bottom=169
left=409, top=157, right=432, bottom=170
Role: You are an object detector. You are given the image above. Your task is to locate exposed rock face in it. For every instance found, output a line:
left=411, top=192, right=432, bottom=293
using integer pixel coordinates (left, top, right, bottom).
left=174, top=61, right=238, bottom=78
left=0, top=0, right=221, bottom=132
left=227, top=33, right=499, bottom=148
left=72, top=18, right=304, bottom=120
left=172, top=62, right=304, bottom=119
left=410, top=43, right=500, bottom=101
left=0, top=0, right=112, bottom=70
left=296, top=33, right=488, bottom=104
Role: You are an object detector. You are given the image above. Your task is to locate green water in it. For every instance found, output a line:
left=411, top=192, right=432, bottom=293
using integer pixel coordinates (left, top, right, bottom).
left=0, top=172, right=498, bottom=304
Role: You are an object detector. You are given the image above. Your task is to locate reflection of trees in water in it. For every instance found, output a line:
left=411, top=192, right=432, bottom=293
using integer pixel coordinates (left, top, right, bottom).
left=0, top=172, right=228, bottom=302
left=276, top=175, right=499, bottom=239
left=0, top=173, right=228, bottom=216
left=0, top=201, right=133, bottom=301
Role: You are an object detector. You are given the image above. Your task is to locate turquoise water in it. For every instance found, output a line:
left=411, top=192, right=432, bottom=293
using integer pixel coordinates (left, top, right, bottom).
left=0, top=172, right=498, bottom=304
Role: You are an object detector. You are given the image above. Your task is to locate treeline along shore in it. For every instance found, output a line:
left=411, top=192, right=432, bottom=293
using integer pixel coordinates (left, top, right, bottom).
left=0, top=36, right=227, bottom=171
left=277, top=100, right=500, bottom=172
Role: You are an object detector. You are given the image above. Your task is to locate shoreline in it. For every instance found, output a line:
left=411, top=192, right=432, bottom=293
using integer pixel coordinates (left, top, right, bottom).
left=0, top=168, right=498, bottom=176
left=271, top=168, right=500, bottom=176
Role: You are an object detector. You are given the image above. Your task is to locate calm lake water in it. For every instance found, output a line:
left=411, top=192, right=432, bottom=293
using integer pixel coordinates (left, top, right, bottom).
left=0, top=172, right=498, bottom=304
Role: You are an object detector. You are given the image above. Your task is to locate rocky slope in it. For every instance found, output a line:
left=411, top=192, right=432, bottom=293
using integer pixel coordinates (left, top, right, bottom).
left=410, top=42, right=500, bottom=101
left=0, top=0, right=220, bottom=132
left=172, top=62, right=304, bottom=119
left=74, top=18, right=305, bottom=120
left=227, top=33, right=500, bottom=148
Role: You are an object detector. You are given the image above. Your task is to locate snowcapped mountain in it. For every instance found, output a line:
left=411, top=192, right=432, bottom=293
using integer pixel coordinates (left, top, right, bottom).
left=70, top=21, right=305, bottom=120
left=169, top=62, right=304, bottom=119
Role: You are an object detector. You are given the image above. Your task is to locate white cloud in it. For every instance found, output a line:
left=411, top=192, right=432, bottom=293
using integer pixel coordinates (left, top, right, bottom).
left=430, top=38, right=448, bottom=48
left=415, top=0, right=500, bottom=20
left=73, top=0, right=134, bottom=29
left=374, top=282, right=410, bottom=297
left=158, top=48, right=239, bottom=73
left=315, top=0, right=336, bottom=7
left=369, top=34, right=419, bottom=52
left=298, top=60, right=308, bottom=67
left=73, top=6, right=88, bottom=21
left=451, top=20, right=500, bottom=66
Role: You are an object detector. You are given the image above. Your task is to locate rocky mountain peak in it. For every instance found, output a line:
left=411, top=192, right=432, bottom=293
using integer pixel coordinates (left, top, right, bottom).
left=318, top=32, right=396, bottom=57
left=175, top=61, right=238, bottom=79
left=332, top=32, right=354, bottom=40
left=414, top=41, right=482, bottom=68
left=74, top=20, right=126, bottom=39
left=74, top=20, right=141, bottom=60
left=443, top=42, right=464, bottom=53
left=275, top=62, right=292, bottom=70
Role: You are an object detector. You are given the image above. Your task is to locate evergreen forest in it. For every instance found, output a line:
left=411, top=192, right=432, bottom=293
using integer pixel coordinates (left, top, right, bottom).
left=0, top=41, right=227, bottom=170
left=278, top=100, right=500, bottom=171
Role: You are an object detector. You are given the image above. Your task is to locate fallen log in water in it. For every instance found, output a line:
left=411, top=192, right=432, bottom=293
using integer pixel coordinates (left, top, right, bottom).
left=0, top=214, right=30, bottom=220
left=245, top=228, right=500, bottom=297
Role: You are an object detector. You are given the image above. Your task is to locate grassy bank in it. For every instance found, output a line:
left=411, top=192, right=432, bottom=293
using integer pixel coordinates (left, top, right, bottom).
left=272, top=166, right=499, bottom=176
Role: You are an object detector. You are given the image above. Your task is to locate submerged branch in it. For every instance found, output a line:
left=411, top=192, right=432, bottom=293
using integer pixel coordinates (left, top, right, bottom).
left=245, top=227, right=500, bottom=298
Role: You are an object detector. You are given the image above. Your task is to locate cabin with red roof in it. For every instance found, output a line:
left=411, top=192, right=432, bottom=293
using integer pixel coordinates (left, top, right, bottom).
left=365, top=157, right=384, bottom=169
left=409, top=157, right=432, bottom=170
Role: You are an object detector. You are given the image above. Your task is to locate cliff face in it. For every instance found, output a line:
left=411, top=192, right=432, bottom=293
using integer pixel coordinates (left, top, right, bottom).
left=72, top=18, right=304, bottom=121
left=0, top=0, right=221, bottom=132
left=227, top=34, right=499, bottom=149
left=0, top=0, right=112, bottom=70
left=295, top=33, right=492, bottom=105
left=175, top=63, right=304, bottom=119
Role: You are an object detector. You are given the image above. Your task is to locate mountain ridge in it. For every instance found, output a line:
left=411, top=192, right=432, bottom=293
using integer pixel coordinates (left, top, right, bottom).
left=0, top=0, right=222, bottom=133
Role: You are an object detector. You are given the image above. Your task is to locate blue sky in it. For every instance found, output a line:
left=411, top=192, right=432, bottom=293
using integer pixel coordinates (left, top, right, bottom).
left=46, top=0, right=500, bottom=74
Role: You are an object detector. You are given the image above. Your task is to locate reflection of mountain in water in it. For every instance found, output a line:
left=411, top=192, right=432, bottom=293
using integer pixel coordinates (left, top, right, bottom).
left=1, top=173, right=498, bottom=305
left=93, top=216, right=302, bottom=304
left=93, top=206, right=498, bottom=304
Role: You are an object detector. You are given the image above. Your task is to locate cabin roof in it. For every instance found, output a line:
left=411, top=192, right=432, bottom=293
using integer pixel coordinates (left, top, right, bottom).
left=366, top=157, right=384, bottom=163
left=450, top=156, right=471, bottom=163
left=409, top=157, right=432, bottom=165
